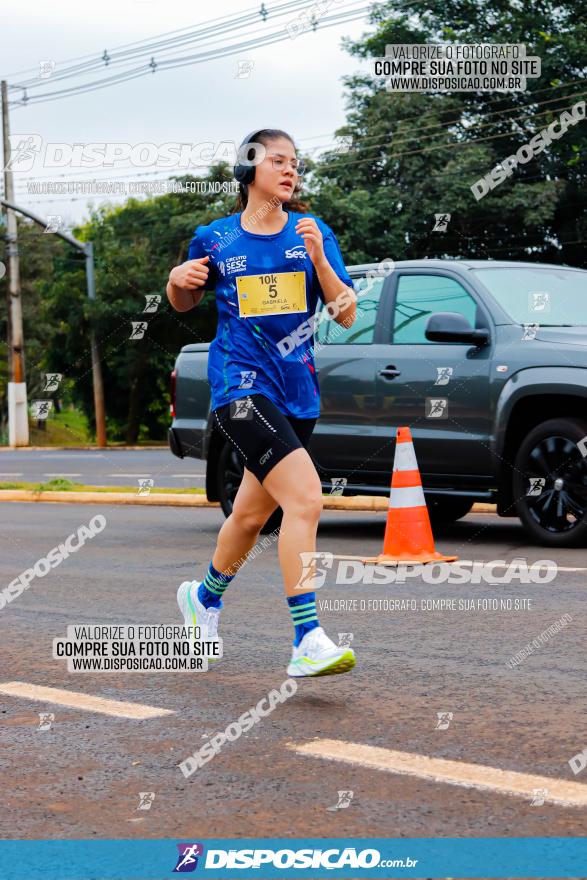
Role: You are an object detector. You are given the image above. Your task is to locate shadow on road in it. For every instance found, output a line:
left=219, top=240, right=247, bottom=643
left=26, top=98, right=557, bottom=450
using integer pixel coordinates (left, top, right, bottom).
left=317, top=513, right=530, bottom=545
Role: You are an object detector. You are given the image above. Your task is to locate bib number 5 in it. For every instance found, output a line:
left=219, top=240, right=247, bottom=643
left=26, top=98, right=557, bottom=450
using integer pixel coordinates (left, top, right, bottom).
left=236, top=271, right=307, bottom=317
left=261, top=275, right=278, bottom=298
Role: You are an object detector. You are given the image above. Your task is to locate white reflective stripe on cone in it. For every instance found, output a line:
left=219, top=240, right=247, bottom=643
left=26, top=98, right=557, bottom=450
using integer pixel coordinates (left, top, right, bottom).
left=393, top=442, right=418, bottom=472
left=389, top=485, right=426, bottom=508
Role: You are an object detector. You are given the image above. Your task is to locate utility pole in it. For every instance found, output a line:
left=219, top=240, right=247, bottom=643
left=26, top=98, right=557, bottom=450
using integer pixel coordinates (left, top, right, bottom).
left=0, top=198, right=108, bottom=447
left=1, top=79, right=28, bottom=446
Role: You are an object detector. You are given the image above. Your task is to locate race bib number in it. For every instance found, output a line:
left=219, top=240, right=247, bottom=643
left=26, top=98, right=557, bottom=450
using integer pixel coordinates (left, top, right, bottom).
left=236, top=271, right=307, bottom=318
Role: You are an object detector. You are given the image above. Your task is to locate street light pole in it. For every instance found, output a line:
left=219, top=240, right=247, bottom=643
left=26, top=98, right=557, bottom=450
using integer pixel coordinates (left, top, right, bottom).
left=0, top=197, right=107, bottom=447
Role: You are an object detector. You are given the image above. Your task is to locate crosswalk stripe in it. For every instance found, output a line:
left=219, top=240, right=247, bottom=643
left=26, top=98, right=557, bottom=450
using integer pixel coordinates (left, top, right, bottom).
left=0, top=681, right=174, bottom=719
left=289, top=739, right=587, bottom=807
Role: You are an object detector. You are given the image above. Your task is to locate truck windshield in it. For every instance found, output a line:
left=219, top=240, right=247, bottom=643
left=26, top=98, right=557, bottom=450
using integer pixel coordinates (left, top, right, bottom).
left=473, top=267, right=587, bottom=326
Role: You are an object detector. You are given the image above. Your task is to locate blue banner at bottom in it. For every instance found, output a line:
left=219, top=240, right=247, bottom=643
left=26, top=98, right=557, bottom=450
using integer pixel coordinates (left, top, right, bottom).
left=1, top=837, right=587, bottom=879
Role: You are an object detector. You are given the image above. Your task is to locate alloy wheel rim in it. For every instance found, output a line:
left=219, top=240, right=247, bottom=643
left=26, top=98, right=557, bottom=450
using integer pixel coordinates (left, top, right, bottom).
left=522, top=434, right=587, bottom=533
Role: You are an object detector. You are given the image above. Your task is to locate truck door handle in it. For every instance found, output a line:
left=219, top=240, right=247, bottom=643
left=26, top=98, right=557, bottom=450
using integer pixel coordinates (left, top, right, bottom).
left=379, top=365, right=401, bottom=380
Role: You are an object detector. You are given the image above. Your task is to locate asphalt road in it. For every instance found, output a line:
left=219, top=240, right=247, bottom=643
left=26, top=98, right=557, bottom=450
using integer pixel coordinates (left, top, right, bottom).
left=1, top=500, right=586, bottom=854
left=0, top=448, right=203, bottom=488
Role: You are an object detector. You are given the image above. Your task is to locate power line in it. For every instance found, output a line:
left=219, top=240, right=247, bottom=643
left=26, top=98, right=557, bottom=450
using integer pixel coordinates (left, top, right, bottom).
left=312, top=97, right=587, bottom=168
left=303, top=82, right=587, bottom=156
left=295, top=75, right=587, bottom=148
left=8, top=3, right=368, bottom=108
left=3, top=1, right=320, bottom=84
left=4, top=0, right=449, bottom=85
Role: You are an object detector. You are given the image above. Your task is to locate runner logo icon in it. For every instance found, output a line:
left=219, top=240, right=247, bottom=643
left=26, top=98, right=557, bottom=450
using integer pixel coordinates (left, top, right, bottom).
left=173, top=843, right=204, bottom=872
left=297, top=551, right=334, bottom=591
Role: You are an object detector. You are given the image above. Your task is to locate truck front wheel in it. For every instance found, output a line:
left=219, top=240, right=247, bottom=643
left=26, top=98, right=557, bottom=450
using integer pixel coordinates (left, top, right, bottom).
left=216, top=442, right=283, bottom=534
left=512, top=417, right=587, bottom=547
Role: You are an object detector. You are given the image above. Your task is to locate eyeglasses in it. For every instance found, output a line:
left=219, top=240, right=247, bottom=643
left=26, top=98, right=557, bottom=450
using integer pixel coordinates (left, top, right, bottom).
left=267, top=154, right=306, bottom=176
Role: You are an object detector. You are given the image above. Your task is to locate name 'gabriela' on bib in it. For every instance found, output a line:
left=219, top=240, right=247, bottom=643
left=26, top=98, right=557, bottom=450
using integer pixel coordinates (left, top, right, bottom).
left=236, top=271, right=307, bottom=318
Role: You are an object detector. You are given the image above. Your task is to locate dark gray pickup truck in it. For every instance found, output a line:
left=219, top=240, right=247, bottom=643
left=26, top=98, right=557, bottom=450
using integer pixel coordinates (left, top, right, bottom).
left=169, top=259, right=587, bottom=548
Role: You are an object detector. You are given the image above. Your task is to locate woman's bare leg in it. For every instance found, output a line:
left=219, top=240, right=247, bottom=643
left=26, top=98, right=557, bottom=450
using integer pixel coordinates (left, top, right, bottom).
left=262, top=448, right=323, bottom=597
left=206, top=447, right=353, bottom=675
left=211, top=448, right=323, bottom=595
left=212, top=467, right=279, bottom=576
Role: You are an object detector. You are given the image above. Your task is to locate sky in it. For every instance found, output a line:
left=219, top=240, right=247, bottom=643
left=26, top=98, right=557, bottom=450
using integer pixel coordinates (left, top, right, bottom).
left=0, top=0, right=372, bottom=227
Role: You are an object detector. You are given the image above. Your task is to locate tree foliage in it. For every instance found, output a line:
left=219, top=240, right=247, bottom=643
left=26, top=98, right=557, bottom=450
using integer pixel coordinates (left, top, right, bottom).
left=308, top=0, right=587, bottom=267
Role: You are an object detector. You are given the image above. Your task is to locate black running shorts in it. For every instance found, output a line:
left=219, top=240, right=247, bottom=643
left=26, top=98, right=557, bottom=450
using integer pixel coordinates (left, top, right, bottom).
left=213, top=394, right=316, bottom=485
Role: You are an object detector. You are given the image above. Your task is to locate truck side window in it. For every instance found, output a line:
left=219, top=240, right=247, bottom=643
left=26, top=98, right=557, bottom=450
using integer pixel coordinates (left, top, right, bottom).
left=393, top=275, right=478, bottom=343
left=317, top=275, right=384, bottom=345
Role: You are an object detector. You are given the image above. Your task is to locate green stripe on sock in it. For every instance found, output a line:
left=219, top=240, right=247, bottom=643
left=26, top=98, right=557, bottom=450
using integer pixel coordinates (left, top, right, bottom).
left=291, top=601, right=315, bottom=611
left=203, top=572, right=231, bottom=595
left=291, top=611, right=318, bottom=623
left=291, top=602, right=316, bottom=612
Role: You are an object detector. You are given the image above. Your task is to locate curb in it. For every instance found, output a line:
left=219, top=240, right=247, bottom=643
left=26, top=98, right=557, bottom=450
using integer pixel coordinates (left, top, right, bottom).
left=0, top=446, right=168, bottom=451
left=0, top=490, right=217, bottom=507
left=0, top=489, right=497, bottom=514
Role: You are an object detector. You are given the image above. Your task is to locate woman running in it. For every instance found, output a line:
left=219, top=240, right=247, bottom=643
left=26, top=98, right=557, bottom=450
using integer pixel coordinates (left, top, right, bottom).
left=166, top=127, right=357, bottom=677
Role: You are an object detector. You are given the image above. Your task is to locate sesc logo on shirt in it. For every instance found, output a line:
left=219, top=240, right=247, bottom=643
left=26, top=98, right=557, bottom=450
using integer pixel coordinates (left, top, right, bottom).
left=225, top=255, right=247, bottom=274
left=285, top=247, right=307, bottom=259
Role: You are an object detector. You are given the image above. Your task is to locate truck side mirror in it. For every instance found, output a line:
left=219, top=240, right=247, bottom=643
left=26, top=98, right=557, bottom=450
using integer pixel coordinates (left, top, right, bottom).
left=425, top=312, right=490, bottom=345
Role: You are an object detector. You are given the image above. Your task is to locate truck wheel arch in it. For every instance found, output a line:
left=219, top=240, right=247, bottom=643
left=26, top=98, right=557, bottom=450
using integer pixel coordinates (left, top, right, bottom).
left=495, top=370, right=587, bottom=514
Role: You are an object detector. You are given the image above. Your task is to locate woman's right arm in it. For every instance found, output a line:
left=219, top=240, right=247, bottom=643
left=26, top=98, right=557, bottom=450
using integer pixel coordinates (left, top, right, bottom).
left=166, top=255, right=211, bottom=312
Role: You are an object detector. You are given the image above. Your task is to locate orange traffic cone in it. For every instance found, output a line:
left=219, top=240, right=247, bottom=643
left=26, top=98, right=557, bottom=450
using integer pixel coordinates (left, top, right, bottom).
left=365, top=426, right=458, bottom=565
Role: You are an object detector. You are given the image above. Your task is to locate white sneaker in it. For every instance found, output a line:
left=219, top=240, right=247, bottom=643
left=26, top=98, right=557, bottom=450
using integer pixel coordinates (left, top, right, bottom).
left=177, top=580, right=221, bottom=647
left=287, top=626, right=356, bottom=677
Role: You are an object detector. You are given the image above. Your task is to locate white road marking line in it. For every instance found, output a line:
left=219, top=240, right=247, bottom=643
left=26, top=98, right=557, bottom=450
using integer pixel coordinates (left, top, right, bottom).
left=109, top=474, right=152, bottom=478
left=0, top=473, right=23, bottom=477
left=170, top=474, right=205, bottom=478
left=106, top=473, right=205, bottom=480
left=0, top=682, right=174, bottom=720
left=40, top=454, right=105, bottom=458
left=289, top=739, right=587, bottom=807
left=43, top=473, right=82, bottom=477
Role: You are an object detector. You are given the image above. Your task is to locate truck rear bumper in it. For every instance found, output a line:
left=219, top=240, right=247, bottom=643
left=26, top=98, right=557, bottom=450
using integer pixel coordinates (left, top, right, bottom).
left=168, top=424, right=206, bottom=460
left=168, top=427, right=184, bottom=459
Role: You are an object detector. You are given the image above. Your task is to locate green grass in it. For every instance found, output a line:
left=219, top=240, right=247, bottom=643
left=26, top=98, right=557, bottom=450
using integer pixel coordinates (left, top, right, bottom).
left=0, top=478, right=205, bottom=495
left=29, top=409, right=92, bottom=446
left=24, top=408, right=167, bottom=447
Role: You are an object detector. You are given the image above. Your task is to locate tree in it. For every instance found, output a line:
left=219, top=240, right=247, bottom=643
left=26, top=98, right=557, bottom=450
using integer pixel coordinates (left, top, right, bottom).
left=307, top=0, right=587, bottom=267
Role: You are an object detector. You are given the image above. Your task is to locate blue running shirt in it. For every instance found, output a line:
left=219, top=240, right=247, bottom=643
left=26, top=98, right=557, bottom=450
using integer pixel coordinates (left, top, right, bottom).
left=187, top=211, right=353, bottom=418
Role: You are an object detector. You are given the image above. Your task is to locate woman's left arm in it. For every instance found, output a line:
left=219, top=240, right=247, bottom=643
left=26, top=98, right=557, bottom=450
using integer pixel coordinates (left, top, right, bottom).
left=295, top=217, right=356, bottom=327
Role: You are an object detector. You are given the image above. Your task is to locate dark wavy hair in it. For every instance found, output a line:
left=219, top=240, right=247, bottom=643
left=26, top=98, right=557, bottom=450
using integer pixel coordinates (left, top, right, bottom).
left=233, top=128, right=309, bottom=214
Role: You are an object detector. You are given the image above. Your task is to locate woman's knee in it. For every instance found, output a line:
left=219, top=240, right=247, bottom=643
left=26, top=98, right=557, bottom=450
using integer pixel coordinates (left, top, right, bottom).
left=282, top=488, right=323, bottom=521
left=230, top=504, right=274, bottom=535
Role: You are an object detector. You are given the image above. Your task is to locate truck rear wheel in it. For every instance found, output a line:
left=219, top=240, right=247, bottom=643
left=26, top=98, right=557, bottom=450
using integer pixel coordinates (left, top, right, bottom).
left=512, top=417, right=587, bottom=547
left=217, top=442, right=283, bottom=534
